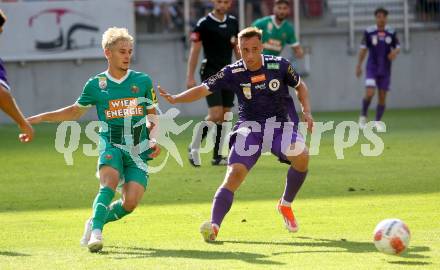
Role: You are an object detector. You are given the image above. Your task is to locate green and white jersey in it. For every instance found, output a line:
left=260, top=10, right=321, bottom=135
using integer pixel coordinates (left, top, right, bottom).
left=252, top=15, right=299, bottom=56
left=76, top=69, right=158, bottom=145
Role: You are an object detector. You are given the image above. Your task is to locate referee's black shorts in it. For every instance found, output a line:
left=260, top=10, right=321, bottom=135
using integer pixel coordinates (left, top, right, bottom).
left=201, top=70, right=235, bottom=108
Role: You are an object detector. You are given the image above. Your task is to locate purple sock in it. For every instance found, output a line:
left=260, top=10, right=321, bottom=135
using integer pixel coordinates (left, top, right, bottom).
left=361, top=98, right=371, bottom=117
left=211, top=188, right=234, bottom=227
left=282, top=167, right=308, bottom=203
left=375, top=104, right=386, bottom=121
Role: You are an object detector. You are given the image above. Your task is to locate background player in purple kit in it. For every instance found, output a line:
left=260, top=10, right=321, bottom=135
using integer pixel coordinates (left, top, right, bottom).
left=0, top=9, right=34, bottom=143
left=159, top=27, right=313, bottom=242
left=356, top=7, right=400, bottom=131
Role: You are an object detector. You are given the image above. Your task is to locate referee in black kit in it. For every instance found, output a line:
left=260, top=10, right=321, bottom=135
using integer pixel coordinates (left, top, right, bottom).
left=186, top=0, right=240, bottom=166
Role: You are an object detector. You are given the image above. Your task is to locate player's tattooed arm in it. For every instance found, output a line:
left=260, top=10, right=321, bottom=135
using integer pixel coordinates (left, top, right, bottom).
left=158, top=84, right=211, bottom=104
left=27, top=104, right=89, bottom=124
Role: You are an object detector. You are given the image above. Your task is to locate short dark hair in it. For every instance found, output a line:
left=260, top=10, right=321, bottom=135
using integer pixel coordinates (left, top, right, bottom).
left=275, top=0, right=290, bottom=5
left=0, top=10, right=6, bottom=28
left=374, top=7, right=388, bottom=17
left=238, top=27, right=262, bottom=41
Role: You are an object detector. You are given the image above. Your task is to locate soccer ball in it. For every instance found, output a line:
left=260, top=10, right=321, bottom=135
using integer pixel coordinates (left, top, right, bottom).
left=373, top=219, right=410, bottom=255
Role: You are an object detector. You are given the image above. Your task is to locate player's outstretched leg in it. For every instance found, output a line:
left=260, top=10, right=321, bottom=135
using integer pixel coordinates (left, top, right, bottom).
left=201, top=163, right=248, bottom=242
left=278, top=144, right=309, bottom=233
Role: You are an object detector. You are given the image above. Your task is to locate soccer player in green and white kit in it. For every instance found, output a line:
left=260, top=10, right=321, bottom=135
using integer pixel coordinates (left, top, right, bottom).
left=27, top=27, right=161, bottom=253
left=252, top=0, right=303, bottom=59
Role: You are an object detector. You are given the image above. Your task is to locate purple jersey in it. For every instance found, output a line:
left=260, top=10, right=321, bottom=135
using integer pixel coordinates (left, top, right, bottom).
left=203, top=55, right=301, bottom=123
left=0, top=59, right=10, bottom=91
left=361, top=25, right=400, bottom=76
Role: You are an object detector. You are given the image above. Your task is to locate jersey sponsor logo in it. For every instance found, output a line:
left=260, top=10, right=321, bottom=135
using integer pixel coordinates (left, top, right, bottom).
left=219, top=24, right=227, bottom=28
left=105, top=98, right=144, bottom=119
left=263, top=39, right=282, bottom=52
left=251, top=74, right=266, bottom=83
left=269, top=79, right=280, bottom=91
left=98, top=76, right=107, bottom=90
left=206, top=70, right=225, bottom=86
left=255, top=83, right=266, bottom=90
left=232, top=67, right=245, bottom=73
left=230, top=61, right=244, bottom=68
left=240, top=83, right=252, bottom=99
left=131, top=84, right=139, bottom=94
left=267, top=63, right=280, bottom=70
left=372, top=35, right=378, bottom=46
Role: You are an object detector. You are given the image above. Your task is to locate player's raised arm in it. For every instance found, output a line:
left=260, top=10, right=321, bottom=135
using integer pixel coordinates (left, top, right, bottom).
left=158, top=84, right=211, bottom=104
left=27, top=104, right=89, bottom=124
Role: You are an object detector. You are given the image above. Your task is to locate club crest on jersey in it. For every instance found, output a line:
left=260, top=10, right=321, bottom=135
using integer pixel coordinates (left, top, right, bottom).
left=131, top=84, right=139, bottom=94
left=241, top=83, right=252, bottom=99
left=269, top=79, right=280, bottom=91
left=267, top=22, right=273, bottom=33
left=385, top=36, right=392, bottom=44
left=98, top=77, right=107, bottom=90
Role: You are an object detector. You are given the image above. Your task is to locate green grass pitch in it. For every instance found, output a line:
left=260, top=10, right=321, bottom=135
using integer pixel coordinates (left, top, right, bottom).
left=0, top=107, right=439, bottom=269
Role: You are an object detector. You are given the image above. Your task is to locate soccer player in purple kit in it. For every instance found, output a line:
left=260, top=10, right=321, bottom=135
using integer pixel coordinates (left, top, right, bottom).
left=356, top=7, right=400, bottom=131
left=0, top=9, right=34, bottom=143
left=159, top=27, right=313, bottom=242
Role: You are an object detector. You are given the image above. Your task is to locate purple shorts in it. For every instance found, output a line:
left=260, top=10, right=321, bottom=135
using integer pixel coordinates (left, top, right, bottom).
left=365, top=70, right=391, bottom=91
left=228, top=121, right=304, bottom=170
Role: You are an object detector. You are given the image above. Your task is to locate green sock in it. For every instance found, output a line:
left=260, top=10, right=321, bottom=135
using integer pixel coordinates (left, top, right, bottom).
left=91, top=186, right=115, bottom=231
left=105, top=199, right=131, bottom=224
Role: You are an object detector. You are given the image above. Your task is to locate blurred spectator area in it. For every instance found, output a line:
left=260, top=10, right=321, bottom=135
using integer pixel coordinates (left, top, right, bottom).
left=298, top=0, right=440, bottom=32
left=1, top=0, right=439, bottom=33
left=135, top=0, right=184, bottom=33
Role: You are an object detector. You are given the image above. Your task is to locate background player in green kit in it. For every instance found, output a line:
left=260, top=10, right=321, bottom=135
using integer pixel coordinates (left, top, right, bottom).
left=27, top=27, right=161, bottom=253
left=252, top=0, right=304, bottom=59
